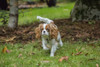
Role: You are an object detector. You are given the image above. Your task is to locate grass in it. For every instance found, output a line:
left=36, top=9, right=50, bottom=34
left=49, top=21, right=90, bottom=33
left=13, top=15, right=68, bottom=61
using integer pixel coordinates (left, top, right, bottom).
left=0, top=41, right=100, bottom=67
left=18, top=3, right=74, bottom=25
left=0, top=3, right=74, bottom=25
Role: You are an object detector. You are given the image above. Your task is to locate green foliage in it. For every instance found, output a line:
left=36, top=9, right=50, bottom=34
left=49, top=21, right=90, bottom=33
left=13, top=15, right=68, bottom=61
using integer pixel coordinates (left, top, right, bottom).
left=0, top=41, right=100, bottom=67
left=0, top=10, right=9, bottom=25
left=88, top=21, right=96, bottom=25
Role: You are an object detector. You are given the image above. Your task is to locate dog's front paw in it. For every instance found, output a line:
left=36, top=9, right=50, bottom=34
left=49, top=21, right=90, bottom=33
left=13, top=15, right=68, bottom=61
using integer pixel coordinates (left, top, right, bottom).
left=50, top=53, right=54, bottom=57
left=43, top=47, right=49, bottom=50
left=60, top=41, right=63, bottom=47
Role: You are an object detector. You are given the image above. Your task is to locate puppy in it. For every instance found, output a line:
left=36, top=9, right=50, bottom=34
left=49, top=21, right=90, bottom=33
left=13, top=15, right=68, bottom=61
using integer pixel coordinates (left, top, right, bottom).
left=35, top=16, right=63, bottom=57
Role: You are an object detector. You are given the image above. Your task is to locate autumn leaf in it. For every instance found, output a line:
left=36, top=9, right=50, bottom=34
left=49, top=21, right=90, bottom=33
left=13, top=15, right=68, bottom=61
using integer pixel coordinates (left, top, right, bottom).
left=59, top=56, right=69, bottom=62
left=2, top=46, right=11, bottom=53
left=2, top=46, right=7, bottom=53
left=18, top=54, right=22, bottom=58
left=41, top=60, right=50, bottom=63
left=76, top=49, right=78, bottom=51
left=2, top=29, right=6, bottom=33
left=6, top=49, right=11, bottom=53
left=75, top=52, right=82, bottom=56
left=71, top=53, right=74, bottom=56
left=5, top=36, right=16, bottom=42
left=96, top=64, right=99, bottom=67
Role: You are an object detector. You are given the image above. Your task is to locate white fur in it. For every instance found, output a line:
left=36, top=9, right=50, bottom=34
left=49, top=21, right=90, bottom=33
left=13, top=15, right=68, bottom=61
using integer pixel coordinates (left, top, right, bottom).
left=37, top=16, right=63, bottom=57
left=41, top=24, right=63, bottom=57
left=42, top=24, right=49, bottom=36
left=37, top=16, right=53, bottom=24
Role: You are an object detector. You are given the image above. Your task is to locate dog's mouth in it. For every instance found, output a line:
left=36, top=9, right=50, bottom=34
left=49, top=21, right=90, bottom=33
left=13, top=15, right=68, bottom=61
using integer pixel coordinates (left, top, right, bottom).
left=42, top=34, right=49, bottom=37
left=42, top=33, right=49, bottom=36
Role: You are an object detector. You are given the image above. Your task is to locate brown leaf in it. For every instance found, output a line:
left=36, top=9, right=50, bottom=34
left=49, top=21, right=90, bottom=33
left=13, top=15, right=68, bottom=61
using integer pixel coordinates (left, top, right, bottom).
left=85, top=53, right=88, bottom=56
left=2, top=29, right=6, bottom=33
left=18, top=54, right=22, bottom=58
left=59, top=56, right=69, bottom=62
left=71, top=53, right=74, bottom=56
left=75, top=52, right=82, bottom=56
left=5, top=36, right=16, bottom=42
left=2, top=46, right=7, bottom=53
left=28, top=32, right=34, bottom=35
left=6, top=49, right=11, bottom=53
left=88, top=44, right=95, bottom=47
left=22, top=27, right=31, bottom=33
left=2, top=46, right=11, bottom=53
left=28, top=52, right=35, bottom=55
left=88, top=58, right=96, bottom=61
left=96, top=64, right=99, bottom=67
left=76, top=49, right=78, bottom=51
left=41, top=60, right=50, bottom=63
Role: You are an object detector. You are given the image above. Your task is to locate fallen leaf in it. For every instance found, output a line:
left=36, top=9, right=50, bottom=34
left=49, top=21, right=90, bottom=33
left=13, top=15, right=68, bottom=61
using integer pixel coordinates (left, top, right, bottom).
left=2, top=29, right=6, bottom=33
left=37, top=63, right=41, bottom=66
left=5, top=36, right=16, bottom=42
left=88, top=44, right=96, bottom=47
left=28, top=32, right=34, bottom=35
left=85, top=53, right=88, bottom=56
left=18, top=54, right=22, bottom=57
left=59, top=56, right=69, bottom=62
left=41, top=60, right=50, bottom=63
left=14, top=64, right=16, bottom=67
left=88, top=58, right=96, bottom=61
left=6, top=49, right=11, bottom=53
left=75, top=52, right=82, bottom=56
left=29, top=52, right=35, bottom=55
left=71, top=53, right=74, bottom=56
left=2, top=46, right=7, bottom=53
left=76, top=49, right=78, bottom=51
left=96, top=64, right=99, bottom=67
left=22, top=27, right=31, bottom=33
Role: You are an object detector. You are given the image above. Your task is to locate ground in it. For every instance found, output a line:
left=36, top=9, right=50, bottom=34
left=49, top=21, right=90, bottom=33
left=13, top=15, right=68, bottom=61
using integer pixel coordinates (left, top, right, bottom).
left=0, top=19, right=100, bottom=44
left=0, top=2, right=100, bottom=67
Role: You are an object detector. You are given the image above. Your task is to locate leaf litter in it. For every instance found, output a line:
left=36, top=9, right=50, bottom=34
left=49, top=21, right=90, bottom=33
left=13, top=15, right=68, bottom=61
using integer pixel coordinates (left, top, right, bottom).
left=59, top=56, right=69, bottom=62
left=0, top=19, right=100, bottom=44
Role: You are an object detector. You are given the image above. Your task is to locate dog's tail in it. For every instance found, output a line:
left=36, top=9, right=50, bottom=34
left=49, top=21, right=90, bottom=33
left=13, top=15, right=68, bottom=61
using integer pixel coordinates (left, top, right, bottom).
left=37, top=16, right=53, bottom=24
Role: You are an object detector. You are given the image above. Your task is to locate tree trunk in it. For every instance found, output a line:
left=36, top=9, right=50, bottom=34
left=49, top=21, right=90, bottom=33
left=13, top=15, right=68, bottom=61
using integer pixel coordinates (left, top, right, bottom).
left=71, top=0, right=100, bottom=22
left=0, top=0, right=8, bottom=10
left=8, top=0, right=18, bottom=29
left=46, top=0, right=56, bottom=7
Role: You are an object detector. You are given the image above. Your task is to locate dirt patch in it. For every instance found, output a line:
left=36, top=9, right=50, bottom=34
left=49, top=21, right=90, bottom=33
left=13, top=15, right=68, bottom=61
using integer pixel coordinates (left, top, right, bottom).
left=0, top=19, right=100, bottom=44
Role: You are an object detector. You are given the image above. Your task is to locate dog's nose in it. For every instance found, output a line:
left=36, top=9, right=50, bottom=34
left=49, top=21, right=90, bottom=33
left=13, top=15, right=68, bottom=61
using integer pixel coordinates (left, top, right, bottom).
left=43, top=31, right=45, bottom=33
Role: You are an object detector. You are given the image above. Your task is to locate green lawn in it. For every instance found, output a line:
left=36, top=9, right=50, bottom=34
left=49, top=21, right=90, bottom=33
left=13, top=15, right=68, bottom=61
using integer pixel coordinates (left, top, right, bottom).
left=18, top=3, right=74, bottom=25
left=0, top=41, right=100, bottom=67
left=0, top=3, right=74, bottom=25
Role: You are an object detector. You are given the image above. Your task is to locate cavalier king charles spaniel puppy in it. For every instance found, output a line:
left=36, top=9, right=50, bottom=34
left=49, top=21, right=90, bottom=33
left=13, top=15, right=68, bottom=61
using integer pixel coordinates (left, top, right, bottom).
left=35, top=16, right=63, bottom=57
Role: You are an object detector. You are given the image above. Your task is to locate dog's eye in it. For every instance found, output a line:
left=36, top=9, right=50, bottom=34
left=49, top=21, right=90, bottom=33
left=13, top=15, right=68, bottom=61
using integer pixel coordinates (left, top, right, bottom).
left=46, top=28, right=49, bottom=31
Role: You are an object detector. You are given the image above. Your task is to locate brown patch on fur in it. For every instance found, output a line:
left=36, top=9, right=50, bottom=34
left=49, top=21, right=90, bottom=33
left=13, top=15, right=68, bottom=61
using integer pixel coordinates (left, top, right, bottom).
left=46, top=23, right=58, bottom=39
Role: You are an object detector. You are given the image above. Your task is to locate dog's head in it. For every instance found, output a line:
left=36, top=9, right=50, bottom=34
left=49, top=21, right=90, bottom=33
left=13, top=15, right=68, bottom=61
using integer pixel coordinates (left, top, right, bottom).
left=35, top=22, right=58, bottom=39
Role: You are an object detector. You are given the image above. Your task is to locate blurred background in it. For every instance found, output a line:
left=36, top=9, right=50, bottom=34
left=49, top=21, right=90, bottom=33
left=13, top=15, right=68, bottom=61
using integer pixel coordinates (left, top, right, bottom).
left=0, top=0, right=76, bottom=25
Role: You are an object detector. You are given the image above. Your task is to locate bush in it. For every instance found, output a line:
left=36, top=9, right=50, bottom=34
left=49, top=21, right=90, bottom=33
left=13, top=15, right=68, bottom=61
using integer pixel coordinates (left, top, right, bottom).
left=0, top=10, right=9, bottom=25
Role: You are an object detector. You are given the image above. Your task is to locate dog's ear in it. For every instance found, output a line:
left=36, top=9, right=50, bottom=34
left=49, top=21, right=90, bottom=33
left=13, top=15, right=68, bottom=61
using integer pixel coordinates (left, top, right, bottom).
left=35, top=27, right=41, bottom=39
left=35, top=24, right=43, bottom=39
left=49, top=23, right=58, bottom=39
